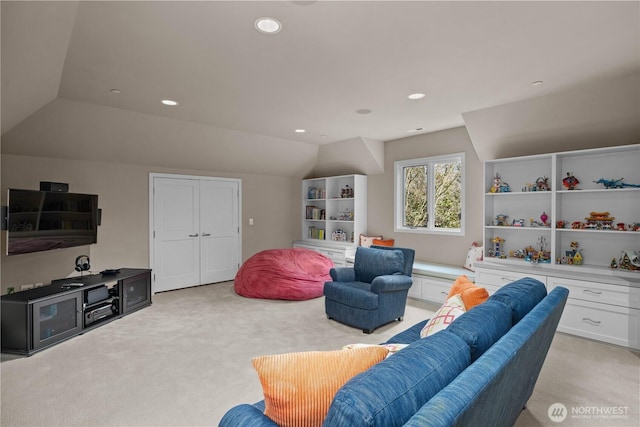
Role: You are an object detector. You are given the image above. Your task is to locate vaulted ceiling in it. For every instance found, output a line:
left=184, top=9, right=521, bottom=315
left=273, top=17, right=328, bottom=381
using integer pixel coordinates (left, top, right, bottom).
left=2, top=1, right=639, bottom=175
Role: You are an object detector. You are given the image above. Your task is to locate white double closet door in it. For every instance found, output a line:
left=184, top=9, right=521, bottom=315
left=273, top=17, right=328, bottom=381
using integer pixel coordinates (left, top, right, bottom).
left=151, top=174, right=241, bottom=293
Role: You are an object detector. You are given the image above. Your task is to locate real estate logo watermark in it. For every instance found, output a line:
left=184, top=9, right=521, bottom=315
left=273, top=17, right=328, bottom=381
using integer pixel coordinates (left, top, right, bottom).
left=548, top=402, right=630, bottom=423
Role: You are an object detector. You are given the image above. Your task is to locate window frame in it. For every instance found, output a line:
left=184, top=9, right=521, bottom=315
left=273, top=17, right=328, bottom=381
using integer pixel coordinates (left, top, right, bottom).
left=394, top=152, right=465, bottom=236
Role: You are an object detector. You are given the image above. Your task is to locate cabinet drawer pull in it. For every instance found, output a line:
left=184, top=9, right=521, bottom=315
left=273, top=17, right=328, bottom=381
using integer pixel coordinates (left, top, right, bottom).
left=201, top=233, right=211, bottom=237
left=501, top=277, right=512, bottom=283
left=583, top=289, right=602, bottom=296
left=188, top=234, right=199, bottom=237
left=582, top=317, right=602, bottom=326
left=441, top=291, right=448, bottom=296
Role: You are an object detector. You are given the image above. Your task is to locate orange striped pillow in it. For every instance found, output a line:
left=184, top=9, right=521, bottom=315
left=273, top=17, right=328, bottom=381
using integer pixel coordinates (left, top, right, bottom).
left=252, top=347, right=389, bottom=426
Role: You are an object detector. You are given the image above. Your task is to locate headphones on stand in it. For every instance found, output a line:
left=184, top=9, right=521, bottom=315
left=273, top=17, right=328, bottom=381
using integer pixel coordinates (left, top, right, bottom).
left=75, top=255, right=91, bottom=274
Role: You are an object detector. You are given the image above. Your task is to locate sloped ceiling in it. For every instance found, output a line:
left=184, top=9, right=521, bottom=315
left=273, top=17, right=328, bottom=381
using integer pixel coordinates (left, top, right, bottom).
left=464, top=72, right=640, bottom=161
left=2, top=1, right=639, bottom=176
left=0, top=1, right=78, bottom=133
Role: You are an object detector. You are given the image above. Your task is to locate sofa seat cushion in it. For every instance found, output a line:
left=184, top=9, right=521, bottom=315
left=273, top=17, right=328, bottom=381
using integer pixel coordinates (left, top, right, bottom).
left=323, top=330, right=471, bottom=427
left=446, top=299, right=513, bottom=361
left=489, top=277, right=547, bottom=325
left=354, top=247, right=404, bottom=283
left=324, top=281, right=378, bottom=310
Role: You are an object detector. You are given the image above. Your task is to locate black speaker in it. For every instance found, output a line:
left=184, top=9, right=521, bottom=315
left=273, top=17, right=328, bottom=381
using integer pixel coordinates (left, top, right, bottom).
left=75, top=255, right=91, bottom=272
left=40, top=181, right=69, bottom=192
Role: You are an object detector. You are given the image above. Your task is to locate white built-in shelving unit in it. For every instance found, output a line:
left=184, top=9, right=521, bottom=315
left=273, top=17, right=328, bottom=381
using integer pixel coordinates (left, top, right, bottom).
left=477, top=144, right=640, bottom=349
left=294, top=174, right=367, bottom=266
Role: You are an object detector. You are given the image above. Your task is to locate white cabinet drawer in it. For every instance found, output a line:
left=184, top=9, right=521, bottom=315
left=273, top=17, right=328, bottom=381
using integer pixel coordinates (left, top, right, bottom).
left=293, top=243, right=346, bottom=266
left=416, top=275, right=451, bottom=305
left=557, top=299, right=640, bottom=350
left=549, top=277, right=640, bottom=310
left=407, top=276, right=422, bottom=300
left=474, top=268, right=547, bottom=288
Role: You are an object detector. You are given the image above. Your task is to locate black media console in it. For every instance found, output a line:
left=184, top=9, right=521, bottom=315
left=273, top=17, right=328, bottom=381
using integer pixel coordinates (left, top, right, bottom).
left=1, top=268, right=151, bottom=355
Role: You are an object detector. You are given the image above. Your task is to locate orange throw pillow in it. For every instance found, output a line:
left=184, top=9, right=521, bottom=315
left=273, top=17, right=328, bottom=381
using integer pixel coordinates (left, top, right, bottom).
left=252, top=347, right=389, bottom=426
left=372, top=238, right=395, bottom=247
left=447, top=275, right=489, bottom=310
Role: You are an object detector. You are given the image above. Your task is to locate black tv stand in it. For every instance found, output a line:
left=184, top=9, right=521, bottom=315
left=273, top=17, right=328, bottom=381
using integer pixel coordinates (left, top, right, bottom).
left=1, top=268, right=151, bottom=355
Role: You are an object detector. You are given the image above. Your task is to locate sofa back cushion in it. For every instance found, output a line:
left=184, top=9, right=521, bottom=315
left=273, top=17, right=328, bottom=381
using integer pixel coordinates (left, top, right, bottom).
left=323, top=330, right=471, bottom=427
left=489, top=277, right=547, bottom=325
left=446, top=299, right=513, bottom=361
left=354, top=247, right=405, bottom=283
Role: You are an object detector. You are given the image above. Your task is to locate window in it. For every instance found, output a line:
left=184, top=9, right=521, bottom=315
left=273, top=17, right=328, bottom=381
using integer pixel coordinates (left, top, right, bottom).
left=394, top=153, right=465, bottom=235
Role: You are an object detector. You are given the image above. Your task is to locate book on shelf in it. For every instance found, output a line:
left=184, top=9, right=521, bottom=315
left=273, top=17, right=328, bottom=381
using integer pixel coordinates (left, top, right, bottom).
left=308, top=226, right=325, bottom=240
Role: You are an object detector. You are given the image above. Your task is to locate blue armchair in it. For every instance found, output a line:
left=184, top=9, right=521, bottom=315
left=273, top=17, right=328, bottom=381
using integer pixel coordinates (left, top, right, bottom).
left=323, top=246, right=415, bottom=333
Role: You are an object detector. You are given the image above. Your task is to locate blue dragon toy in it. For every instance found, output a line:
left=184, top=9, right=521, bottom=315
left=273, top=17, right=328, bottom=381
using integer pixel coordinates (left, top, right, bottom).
left=593, top=178, right=640, bottom=189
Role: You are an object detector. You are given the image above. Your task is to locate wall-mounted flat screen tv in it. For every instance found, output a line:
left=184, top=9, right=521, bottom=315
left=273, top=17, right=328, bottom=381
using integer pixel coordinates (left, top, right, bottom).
left=6, top=189, right=99, bottom=256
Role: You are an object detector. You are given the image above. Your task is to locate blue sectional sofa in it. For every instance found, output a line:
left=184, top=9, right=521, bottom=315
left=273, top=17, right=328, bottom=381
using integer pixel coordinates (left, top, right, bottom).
left=220, top=278, right=569, bottom=427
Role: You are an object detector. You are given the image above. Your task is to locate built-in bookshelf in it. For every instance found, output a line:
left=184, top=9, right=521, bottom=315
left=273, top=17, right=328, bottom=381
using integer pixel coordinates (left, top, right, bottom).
left=477, top=144, right=640, bottom=350
left=301, top=174, right=367, bottom=244
left=482, top=144, right=639, bottom=276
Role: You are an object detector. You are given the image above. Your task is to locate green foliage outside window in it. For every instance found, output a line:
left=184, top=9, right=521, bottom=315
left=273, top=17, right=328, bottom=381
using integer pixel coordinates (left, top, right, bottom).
left=403, top=160, right=461, bottom=230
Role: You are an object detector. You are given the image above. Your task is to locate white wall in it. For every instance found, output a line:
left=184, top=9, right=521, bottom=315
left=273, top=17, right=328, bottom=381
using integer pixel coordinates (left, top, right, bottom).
left=1, top=154, right=299, bottom=292
left=367, top=126, right=484, bottom=265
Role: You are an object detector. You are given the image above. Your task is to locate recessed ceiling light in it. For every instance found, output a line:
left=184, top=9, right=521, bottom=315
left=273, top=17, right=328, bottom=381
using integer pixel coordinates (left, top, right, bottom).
left=255, top=17, right=282, bottom=34
left=408, top=93, right=426, bottom=100
left=531, top=80, right=544, bottom=86
left=110, top=89, right=121, bottom=94
left=295, top=129, right=306, bottom=133
left=161, top=99, right=178, bottom=106
left=356, top=109, right=372, bottom=115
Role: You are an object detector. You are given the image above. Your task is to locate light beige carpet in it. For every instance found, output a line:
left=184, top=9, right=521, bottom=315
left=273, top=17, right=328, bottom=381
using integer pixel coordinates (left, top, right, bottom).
left=1, top=281, right=638, bottom=426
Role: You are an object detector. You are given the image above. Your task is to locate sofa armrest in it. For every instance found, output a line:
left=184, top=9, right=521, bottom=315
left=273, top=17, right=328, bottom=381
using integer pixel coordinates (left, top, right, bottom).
left=330, top=267, right=356, bottom=282
left=219, top=404, right=278, bottom=427
left=370, top=275, right=413, bottom=293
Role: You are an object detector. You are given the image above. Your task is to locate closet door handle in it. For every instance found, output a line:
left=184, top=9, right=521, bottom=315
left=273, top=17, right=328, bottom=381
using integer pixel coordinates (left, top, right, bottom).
left=189, top=234, right=199, bottom=237
left=201, top=233, right=211, bottom=237
left=583, top=289, right=602, bottom=296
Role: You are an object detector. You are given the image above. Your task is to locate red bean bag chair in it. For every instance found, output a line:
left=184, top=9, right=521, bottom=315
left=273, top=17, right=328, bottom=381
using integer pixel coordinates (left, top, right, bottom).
left=234, top=248, right=334, bottom=300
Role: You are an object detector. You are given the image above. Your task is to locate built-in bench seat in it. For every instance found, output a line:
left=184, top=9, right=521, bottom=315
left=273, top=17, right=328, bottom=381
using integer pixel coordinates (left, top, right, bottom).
left=345, top=255, right=473, bottom=305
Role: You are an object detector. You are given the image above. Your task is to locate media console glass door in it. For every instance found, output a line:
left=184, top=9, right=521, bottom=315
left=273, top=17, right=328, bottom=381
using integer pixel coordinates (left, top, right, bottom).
left=32, top=292, right=82, bottom=351
left=121, top=273, right=151, bottom=314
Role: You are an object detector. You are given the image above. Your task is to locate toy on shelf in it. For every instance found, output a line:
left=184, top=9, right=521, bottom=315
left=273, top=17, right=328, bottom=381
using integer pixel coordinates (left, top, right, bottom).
left=584, top=212, right=615, bottom=230
left=494, top=214, right=509, bottom=226
left=512, top=218, right=525, bottom=227
left=489, top=236, right=506, bottom=258
left=616, top=251, right=640, bottom=271
left=562, top=172, right=580, bottom=190
left=535, top=176, right=550, bottom=191
left=490, top=174, right=511, bottom=193
left=340, top=185, right=354, bottom=198
left=540, top=212, right=548, bottom=226
left=529, top=212, right=549, bottom=227
left=557, top=220, right=566, bottom=229
left=331, top=229, right=347, bottom=242
left=593, top=178, right=640, bottom=189
left=530, top=236, right=551, bottom=263
left=559, top=241, right=583, bottom=265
